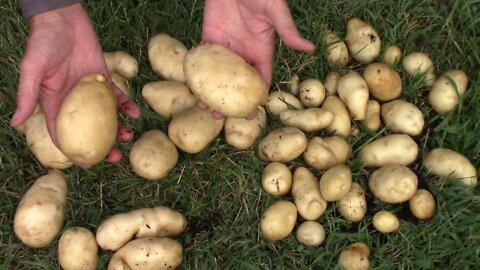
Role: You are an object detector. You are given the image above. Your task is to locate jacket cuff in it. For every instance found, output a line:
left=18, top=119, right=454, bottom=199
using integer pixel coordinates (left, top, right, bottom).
left=20, top=0, right=82, bottom=18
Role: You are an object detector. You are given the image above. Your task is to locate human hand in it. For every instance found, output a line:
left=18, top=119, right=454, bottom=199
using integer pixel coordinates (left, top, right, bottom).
left=10, top=3, right=140, bottom=164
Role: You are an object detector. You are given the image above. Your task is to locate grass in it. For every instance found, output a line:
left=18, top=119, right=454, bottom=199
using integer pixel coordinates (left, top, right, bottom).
left=0, top=0, right=479, bottom=269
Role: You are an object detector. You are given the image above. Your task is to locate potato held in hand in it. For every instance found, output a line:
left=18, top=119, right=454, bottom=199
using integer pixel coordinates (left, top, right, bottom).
left=58, top=227, right=98, bottom=270
left=56, top=73, right=118, bottom=166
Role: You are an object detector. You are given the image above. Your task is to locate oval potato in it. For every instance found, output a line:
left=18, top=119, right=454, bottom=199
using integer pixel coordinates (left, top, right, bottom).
left=299, top=78, right=326, bottom=108
left=428, top=69, right=469, bottom=114
left=345, top=18, right=381, bottom=63
left=148, top=33, right=187, bottom=82
left=381, top=99, right=424, bottom=136
left=258, top=127, right=307, bottom=163
left=383, top=45, right=402, bottom=66
left=142, top=81, right=197, bottom=119
left=261, top=162, right=292, bottom=196
left=423, top=148, right=477, bottom=187
left=324, top=71, right=341, bottom=96
left=266, top=91, right=304, bottom=115
left=225, top=107, right=267, bottom=150
left=359, top=134, right=418, bottom=167
left=338, top=182, right=367, bottom=222
left=58, top=227, right=98, bottom=270
left=372, top=210, right=400, bottom=234
left=362, top=100, right=381, bottom=131
left=260, top=200, right=297, bottom=241
left=324, top=32, right=349, bottom=67
left=319, top=164, right=352, bottom=202
left=292, top=167, right=327, bottom=220
left=104, top=51, right=138, bottom=80
left=337, top=71, right=370, bottom=120
left=321, top=96, right=351, bottom=137
left=409, top=189, right=436, bottom=220
left=402, top=52, right=436, bottom=86
left=363, top=62, right=402, bottom=102
left=369, top=165, right=418, bottom=203
left=280, top=108, right=333, bottom=132
left=296, top=221, right=326, bottom=247
left=338, top=242, right=371, bottom=270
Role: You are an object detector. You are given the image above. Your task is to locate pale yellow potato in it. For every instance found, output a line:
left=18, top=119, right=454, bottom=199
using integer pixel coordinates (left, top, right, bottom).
left=321, top=96, right=351, bottom=137
left=96, top=206, right=187, bottom=251
left=111, top=72, right=130, bottom=96
left=324, top=136, right=351, bottom=164
left=15, top=105, right=41, bottom=134
left=381, top=99, right=424, bottom=136
left=424, top=148, right=477, bottom=187
left=184, top=43, right=268, bottom=118
left=104, top=51, right=138, bottom=80
left=337, top=71, right=370, bottom=120
left=14, top=171, right=67, bottom=248
left=296, top=221, right=326, bottom=247
left=289, top=73, right=300, bottom=95
left=369, top=165, right=418, bottom=203
left=428, top=69, right=469, bottom=114
left=409, top=189, right=436, bottom=220
left=299, top=78, right=326, bottom=108
left=345, top=18, right=381, bottom=63
left=383, top=45, right=402, bottom=66
left=319, top=164, right=352, bottom=201
left=280, top=108, right=333, bottom=132
left=324, top=32, right=349, bottom=67
left=56, top=73, right=118, bottom=166
left=292, top=167, right=327, bottom=220
left=338, top=182, right=367, bottom=222
left=402, top=52, right=436, bottom=86
left=338, top=242, right=371, bottom=270
left=148, top=33, right=187, bottom=82
left=324, top=71, right=340, bottom=96
left=363, top=62, right=402, bottom=102
left=261, top=162, right=292, bottom=196
left=142, top=81, right=197, bottom=119
left=372, top=210, right=400, bottom=234
left=257, top=127, right=307, bottom=163
left=359, top=134, right=418, bottom=167
left=303, top=136, right=351, bottom=171
left=58, top=227, right=98, bottom=270
left=129, top=130, right=178, bottom=180
left=225, top=106, right=267, bottom=150
left=362, top=100, right=381, bottom=131
left=168, top=106, right=225, bottom=154
left=108, top=237, right=183, bottom=270
left=266, top=91, right=304, bottom=115
left=260, top=200, right=297, bottom=241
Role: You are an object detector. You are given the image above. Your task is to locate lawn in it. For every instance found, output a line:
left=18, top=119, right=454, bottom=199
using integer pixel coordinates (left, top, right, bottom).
left=0, top=0, right=479, bottom=269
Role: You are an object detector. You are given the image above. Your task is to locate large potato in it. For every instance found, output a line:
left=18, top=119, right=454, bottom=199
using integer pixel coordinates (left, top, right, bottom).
left=359, top=134, right=418, bottom=167
left=184, top=43, right=268, bottom=118
left=345, top=18, right=381, bottom=63
left=299, top=79, right=326, bottom=108
left=292, top=167, right=327, bottom=220
left=363, top=62, right=402, bottom=101
left=324, top=32, right=349, bottom=67
left=338, top=242, right=371, bottom=270
left=337, top=71, right=370, bottom=120
left=296, top=221, right=326, bottom=247
left=148, top=33, right=187, bottom=82
left=369, top=165, right=418, bottom=203
left=142, top=81, right=197, bottom=119
left=381, top=99, right=424, bottom=136
left=372, top=210, right=400, bottom=234
left=266, top=91, right=304, bottom=115
left=402, top=52, right=436, bottom=86
left=258, top=127, right=307, bottom=163
left=338, top=182, right=367, bottom=222
left=104, top=51, right=139, bottom=80
left=261, top=162, right=292, bottom=196
left=320, top=164, right=352, bottom=202
left=260, top=200, right=297, bottom=241
left=225, top=106, right=267, bottom=150
left=58, top=227, right=98, bottom=270
left=362, top=100, right=381, bottom=132
left=423, top=148, right=477, bottom=187
left=280, top=108, right=333, bottom=132
left=303, top=136, right=351, bottom=171
left=428, top=69, right=469, bottom=114
left=321, top=96, right=351, bottom=137
left=409, top=189, right=436, bottom=220
left=14, top=171, right=67, bottom=248
left=56, top=73, right=118, bottom=166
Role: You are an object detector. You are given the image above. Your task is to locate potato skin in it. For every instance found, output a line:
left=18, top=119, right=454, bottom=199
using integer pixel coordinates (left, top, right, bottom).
left=320, top=165, right=352, bottom=202
left=402, top=52, right=436, bottom=86
left=381, top=99, right=424, bottom=136
left=424, top=148, right=477, bottom=187
left=303, top=136, right=350, bottom=171
left=258, top=127, right=307, bottom=163
left=296, top=221, right=326, bottom=246
left=266, top=91, right=304, bottom=115
left=261, top=162, right=292, bottom=196
left=292, top=167, right=327, bottom=220
left=260, top=200, right=297, bottom=241
left=337, top=71, right=370, bottom=120
left=369, top=165, right=418, bottom=203
left=428, top=69, right=468, bottom=114
left=345, top=18, right=381, bottom=63
left=409, top=189, right=436, bottom=220
left=225, top=107, right=267, bottom=150
left=363, top=62, right=402, bottom=102
left=321, top=96, right=351, bottom=137
left=338, top=182, right=367, bottom=222
left=58, top=227, right=98, bottom=270
left=14, top=171, right=67, bottom=248
left=148, top=33, right=187, bottom=82
left=104, top=51, right=139, bottom=80
left=299, top=79, right=326, bottom=108
left=359, top=134, right=418, bottom=167
left=372, top=210, right=400, bottom=234
left=324, top=32, right=349, bottom=67
left=338, top=242, right=370, bottom=270
left=383, top=45, right=402, bottom=66
left=280, top=108, right=333, bottom=132
left=142, top=81, right=197, bottom=119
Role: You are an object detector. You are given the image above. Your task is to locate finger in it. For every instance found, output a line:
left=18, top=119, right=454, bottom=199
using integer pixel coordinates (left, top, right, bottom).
left=111, top=83, right=141, bottom=119
left=39, top=94, right=62, bottom=146
left=197, top=100, right=209, bottom=110
left=105, top=147, right=122, bottom=163
left=117, top=124, right=133, bottom=142
left=253, top=61, right=273, bottom=88
left=211, top=110, right=225, bottom=120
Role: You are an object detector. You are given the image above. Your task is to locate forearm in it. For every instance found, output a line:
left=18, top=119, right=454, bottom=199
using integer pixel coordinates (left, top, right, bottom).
left=19, top=0, right=82, bottom=18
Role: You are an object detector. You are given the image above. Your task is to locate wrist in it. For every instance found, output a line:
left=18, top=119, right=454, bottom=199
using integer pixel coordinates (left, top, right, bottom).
left=28, top=3, right=84, bottom=27
left=20, top=0, right=83, bottom=19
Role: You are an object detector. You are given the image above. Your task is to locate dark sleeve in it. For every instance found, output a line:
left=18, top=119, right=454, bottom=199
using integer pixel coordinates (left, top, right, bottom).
left=19, top=0, right=83, bottom=18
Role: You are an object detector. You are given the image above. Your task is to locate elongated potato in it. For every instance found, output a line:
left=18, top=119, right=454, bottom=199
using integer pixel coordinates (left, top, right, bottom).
left=369, top=165, right=418, bottom=203
left=381, top=99, right=424, bottom=136
left=383, top=45, right=402, bottom=66
left=338, top=182, right=367, bottom=222
left=362, top=100, right=381, bottom=131
left=409, top=189, right=436, bottom=220
left=303, top=136, right=351, bottom=171
left=324, top=32, right=349, bottom=67
left=148, top=33, right=187, bottom=82
left=363, top=62, right=402, bottom=101
left=372, top=210, right=400, bottom=234
left=402, top=52, right=436, bottom=86
left=260, top=200, right=297, bottom=241
left=324, top=71, right=340, bottom=96
left=261, top=162, right=292, bottom=196
left=338, top=242, right=371, bottom=270
left=292, top=167, right=327, bottom=220
left=428, top=70, right=469, bottom=114
left=299, top=79, right=326, bottom=108
left=258, top=127, right=307, bottom=163
left=296, top=221, right=326, bottom=246
left=104, top=51, right=138, bottom=80
left=321, top=96, right=351, bottom=137
left=280, top=108, right=333, bottom=132
left=142, top=81, right=197, bottom=119
left=320, top=165, right=352, bottom=201
left=359, top=134, right=418, bottom=167
left=266, top=91, right=304, bottom=115
left=337, top=71, right=369, bottom=120
left=345, top=18, right=381, bottom=63
left=58, top=227, right=98, bottom=270
left=424, top=148, right=477, bottom=187
left=225, top=107, right=267, bottom=150
left=289, top=73, right=300, bottom=95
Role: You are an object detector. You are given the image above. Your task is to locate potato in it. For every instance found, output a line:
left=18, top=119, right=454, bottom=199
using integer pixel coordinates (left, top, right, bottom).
left=168, top=106, right=225, bottom=154
left=372, top=210, right=400, bottom=234
left=261, top=162, right=292, bottom=196
left=402, top=52, right=436, bottom=86
left=363, top=62, right=402, bottom=102
left=14, top=171, right=67, bottom=248
left=225, top=106, right=267, bottom=150
left=323, top=136, right=351, bottom=164
left=383, top=45, right=402, bottom=66
left=292, top=167, right=327, bottom=220
left=423, top=148, right=477, bottom=187
left=111, top=72, right=130, bottom=96
left=369, top=165, right=418, bottom=203
left=362, top=100, right=381, bottom=132
left=345, top=18, right=381, bottom=63
left=257, top=127, right=307, bottom=163
left=299, top=79, right=326, bottom=108
left=324, top=32, right=349, bottom=67
left=338, top=182, right=367, bottom=222
left=337, top=71, right=370, bottom=120
left=324, top=71, right=340, bottom=96
left=409, top=189, right=436, bottom=220
left=296, top=221, right=326, bottom=246
left=266, top=90, right=304, bottom=115
left=321, top=96, right=351, bottom=137
left=428, top=69, right=469, bottom=114
left=58, top=227, right=98, bottom=270
left=104, top=51, right=139, bottom=80
left=381, top=99, right=424, bottom=136
left=56, top=73, right=117, bottom=166
left=320, top=165, right=352, bottom=201
left=280, top=108, right=333, bottom=132
left=184, top=43, right=268, bottom=118
left=96, top=206, right=187, bottom=251
left=338, top=242, right=371, bottom=270
left=260, top=200, right=297, bottom=241
left=303, top=136, right=351, bottom=171
left=142, top=81, right=197, bottom=119
left=359, top=134, right=418, bottom=167
left=289, top=73, right=300, bottom=95
left=108, top=237, right=183, bottom=270
left=129, top=130, right=178, bottom=180
left=148, top=33, right=187, bottom=82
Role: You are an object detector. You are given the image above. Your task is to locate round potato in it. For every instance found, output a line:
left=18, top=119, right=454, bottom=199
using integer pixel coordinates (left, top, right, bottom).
left=428, top=69, right=469, bottom=114
left=363, top=62, right=402, bottom=102
left=324, top=71, right=341, bottom=96
left=324, top=32, right=349, bottom=67
left=338, top=182, right=367, bottom=222
left=423, top=148, right=477, bottom=187
left=372, top=210, right=400, bottom=234
left=292, top=167, right=327, bottom=220
left=345, top=18, right=381, bottom=63
left=402, top=52, right=436, bottom=86
left=58, top=227, right=98, bottom=270
left=320, top=164, right=352, bottom=201
left=337, top=71, right=370, bottom=120
left=321, top=96, right=351, bottom=137
left=409, top=189, right=436, bottom=220
left=103, top=51, right=139, bottom=80
left=142, top=81, right=197, bottom=119
left=359, top=134, right=418, bottom=167
left=258, top=127, right=307, bottom=163
left=338, top=242, right=371, bottom=270
left=266, top=91, right=304, bottom=115
left=225, top=106, right=267, bottom=150
left=369, top=165, right=418, bottom=203
left=362, top=100, right=381, bottom=132
left=280, top=108, right=333, bottom=132
left=261, top=162, right=292, bottom=196
left=383, top=45, right=402, bottom=66
left=381, top=99, right=424, bottom=136
left=148, top=33, right=187, bottom=82
left=299, top=78, right=326, bottom=108
left=260, top=200, right=297, bottom=241
left=296, top=221, right=326, bottom=247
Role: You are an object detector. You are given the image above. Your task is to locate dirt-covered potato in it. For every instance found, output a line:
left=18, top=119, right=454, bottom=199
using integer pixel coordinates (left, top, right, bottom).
left=359, top=134, right=418, bottom=167
left=260, top=200, right=297, bottom=241
left=324, top=32, right=349, bottom=67
left=337, top=71, right=370, bottom=120
left=381, top=99, right=424, bottom=136
left=303, top=136, right=351, bottom=171
left=299, top=79, right=326, bottom=107
left=104, top=51, right=139, bottom=80
left=129, top=130, right=178, bottom=180
left=338, top=242, right=371, bottom=270
left=266, top=91, right=304, bottom=115
left=142, top=81, right=197, bottom=119
left=56, top=73, right=117, bottom=166
left=292, top=167, right=327, bottom=220
left=428, top=69, right=469, bottom=114
left=225, top=107, right=267, bottom=150
left=320, top=165, right=352, bottom=202
left=296, top=221, right=326, bottom=247
left=58, top=227, right=98, bottom=270
left=321, top=96, right=351, bottom=137
left=14, top=171, right=67, bottom=248
left=369, top=165, right=418, bottom=203
left=111, top=72, right=130, bottom=96
left=409, top=189, right=436, bottom=220
left=108, top=237, right=183, bottom=270
left=362, top=100, right=381, bottom=131
left=280, top=108, right=333, bottom=132
left=148, top=33, right=187, bottom=82
left=261, top=162, right=292, bottom=196
left=372, top=210, right=400, bottom=234
left=345, top=18, right=381, bottom=63
left=363, top=62, right=402, bottom=101
left=338, top=182, right=367, bottom=222
left=424, top=148, right=477, bottom=187
left=96, top=206, right=187, bottom=251
left=402, top=52, right=436, bottom=86
left=258, top=127, right=307, bottom=163
left=184, top=43, right=268, bottom=118
left=383, top=45, right=402, bottom=66
left=324, top=71, right=340, bottom=96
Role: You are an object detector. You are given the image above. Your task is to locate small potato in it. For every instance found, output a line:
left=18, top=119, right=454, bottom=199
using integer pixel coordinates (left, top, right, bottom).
left=261, top=162, right=292, bottom=196
left=362, top=100, right=381, bottom=132
left=424, top=148, right=477, bottom=187
left=428, top=69, right=469, bottom=114
left=148, top=33, right=187, bottom=82
left=14, top=171, right=67, bottom=248
left=111, top=72, right=130, bottom=96
left=129, top=130, right=178, bottom=180
left=104, top=51, right=139, bottom=79
left=359, top=134, right=418, bottom=167
left=324, top=71, right=341, bottom=96
left=363, top=62, right=402, bottom=102
left=369, top=165, right=418, bottom=203
left=142, top=81, right=197, bottom=119
left=320, top=164, right=352, bottom=201
left=225, top=107, right=267, bottom=150
left=381, top=99, right=424, bottom=136
left=372, top=210, right=400, bottom=234
left=108, top=237, right=183, bottom=270
left=280, top=108, right=333, bottom=132
left=289, top=73, right=300, bottom=95
left=260, top=200, right=297, bottom=241
left=324, top=32, right=349, bottom=67
left=257, top=127, right=307, bottom=163
left=409, top=189, right=436, bottom=220
left=338, top=182, right=367, bottom=222
left=58, top=227, right=98, bottom=270
left=266, top=91, right=304, bottom=115
left=292, top=167, right=327, bottom=220
left=337, top=71, right=370, bottom=120
left=321, top=96, right=351, bottom=137
left=345, top=18, right=381, bottom=63
left=296, top=221, right=326, bottom=246
left=383, top=45, right=402, bottom=66
left=338, top=242, right=371, bottom=270
left=402, top=52, right=436, bottom=86
left=299, top=79, right=326, bottom=108
left=303, top=136, right=351, bottom=171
